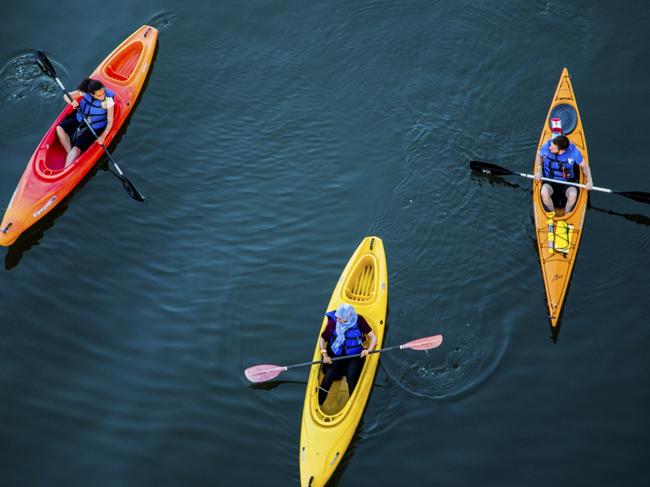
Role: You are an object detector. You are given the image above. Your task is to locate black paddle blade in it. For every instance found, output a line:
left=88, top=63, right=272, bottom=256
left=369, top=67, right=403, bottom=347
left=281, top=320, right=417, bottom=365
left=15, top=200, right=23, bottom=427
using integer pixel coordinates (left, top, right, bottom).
left=469, top=160, right=515, bottom=176
left=121, top=177, right=146, bottom=202
left=35, top=50, right=57, bottom=78
left=616, top=191, right=650, bottom=204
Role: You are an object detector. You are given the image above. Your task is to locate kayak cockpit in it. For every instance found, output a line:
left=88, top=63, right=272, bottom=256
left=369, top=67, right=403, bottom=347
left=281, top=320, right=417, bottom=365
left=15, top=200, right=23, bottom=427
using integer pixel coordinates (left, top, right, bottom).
left=103, top=41, right=144, bottom=83
left=318, top=253, right=380, bottom=416
left=318, top=346, right=372, bottom=417
left=34, top=101, right=122, bottom=179
left=538, top=102, right=586, bottom=219
left=318, top=331, right=374, bottom=417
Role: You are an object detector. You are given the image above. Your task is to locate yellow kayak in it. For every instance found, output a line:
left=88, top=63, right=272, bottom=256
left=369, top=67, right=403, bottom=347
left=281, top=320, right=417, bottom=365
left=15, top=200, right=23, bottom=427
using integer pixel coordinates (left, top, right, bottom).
left=300, top=236, right=388, bottom=487
left=532, top=68, right=589, bottom=327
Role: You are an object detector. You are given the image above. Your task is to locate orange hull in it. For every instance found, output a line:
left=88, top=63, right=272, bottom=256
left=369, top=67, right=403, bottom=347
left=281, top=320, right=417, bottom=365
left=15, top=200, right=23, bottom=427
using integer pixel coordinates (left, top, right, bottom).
left=532, top=68, right=589, bottom=327
left=0, top=25, right=158, bottom=246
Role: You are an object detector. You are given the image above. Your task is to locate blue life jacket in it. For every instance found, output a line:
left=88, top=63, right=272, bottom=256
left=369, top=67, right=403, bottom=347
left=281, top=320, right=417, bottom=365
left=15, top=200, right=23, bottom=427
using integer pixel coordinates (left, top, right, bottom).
left=540, top=140, right=582, bottom=182
left=325, top=311, right=364, bottom=356
left=76, top=89, right=115, bottom=130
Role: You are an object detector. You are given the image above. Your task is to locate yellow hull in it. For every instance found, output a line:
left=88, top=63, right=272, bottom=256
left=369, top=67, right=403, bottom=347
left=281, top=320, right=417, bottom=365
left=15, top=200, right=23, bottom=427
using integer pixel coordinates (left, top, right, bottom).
left=299, top=236, right=388, bottom=487
left=532, top=68, right=589, bottom=327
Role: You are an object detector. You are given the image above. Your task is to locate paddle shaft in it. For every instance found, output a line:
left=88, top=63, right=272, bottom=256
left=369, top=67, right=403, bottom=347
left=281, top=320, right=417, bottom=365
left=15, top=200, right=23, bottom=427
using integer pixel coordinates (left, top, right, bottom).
left=244, top=334, right=443, bottom=383
left=286, top=342, right=406, bottom=370
left=518, top=171, right=611, bottom=194
left=470, top=160, right=650, bottom=204
left=54, top=77, right=126, bottom=178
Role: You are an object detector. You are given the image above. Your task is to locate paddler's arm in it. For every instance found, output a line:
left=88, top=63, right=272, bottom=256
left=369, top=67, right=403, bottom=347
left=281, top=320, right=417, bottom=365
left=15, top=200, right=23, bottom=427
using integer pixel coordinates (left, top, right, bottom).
left=64, top=90, right=81, bottom=108
left=360, top=331, right=377, bottom=358
left=318, top=336, right=332, bottom=364
left=534, top=151, right=544, bottom=181
left=580, top=162, right=593, bottom=190
left=97, top=104, right=114, bottom=146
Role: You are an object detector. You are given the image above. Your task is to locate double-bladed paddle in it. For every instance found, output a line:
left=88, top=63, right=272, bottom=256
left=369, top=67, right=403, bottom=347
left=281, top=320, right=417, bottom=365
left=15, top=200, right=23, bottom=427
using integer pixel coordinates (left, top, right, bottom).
left=35, top=50, right=145, bottom=202
left=244, top=334, right=443, bottom=383
left=469, top=160, right=650, bottom=204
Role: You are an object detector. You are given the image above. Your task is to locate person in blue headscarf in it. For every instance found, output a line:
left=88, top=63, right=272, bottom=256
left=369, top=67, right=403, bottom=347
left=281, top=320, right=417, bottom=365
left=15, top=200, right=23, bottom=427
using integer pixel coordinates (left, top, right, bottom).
left=317, top=303, right=377, bottom=406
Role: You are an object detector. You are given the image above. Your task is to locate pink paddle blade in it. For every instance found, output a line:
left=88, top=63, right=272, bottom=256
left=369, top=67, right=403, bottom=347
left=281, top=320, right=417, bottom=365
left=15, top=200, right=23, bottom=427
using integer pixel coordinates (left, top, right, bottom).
left=402, top=334, right=443, bottom=351
left=244, top=364, right=287, bottom=383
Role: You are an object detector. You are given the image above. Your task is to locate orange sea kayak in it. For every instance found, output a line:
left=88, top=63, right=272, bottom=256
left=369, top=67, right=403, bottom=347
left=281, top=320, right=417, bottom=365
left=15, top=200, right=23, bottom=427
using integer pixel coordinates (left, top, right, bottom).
left=0, top=25, right=158, bottom=246
left=532, top=68, right=590, bottom=327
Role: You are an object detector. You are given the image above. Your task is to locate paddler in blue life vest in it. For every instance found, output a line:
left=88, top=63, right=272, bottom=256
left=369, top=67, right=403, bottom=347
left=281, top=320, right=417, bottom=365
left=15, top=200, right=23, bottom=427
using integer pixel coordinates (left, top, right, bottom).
left=55, top=78, right=115, bottom=167
left=534, top=135, right=593, bottom=214
left=317, top=303, right=377, bottom=406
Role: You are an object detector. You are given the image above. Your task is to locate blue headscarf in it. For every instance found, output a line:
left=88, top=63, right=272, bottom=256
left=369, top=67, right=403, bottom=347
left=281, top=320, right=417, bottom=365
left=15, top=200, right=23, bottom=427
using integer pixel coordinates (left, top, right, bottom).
left=330, top=303, right=359, bottom=355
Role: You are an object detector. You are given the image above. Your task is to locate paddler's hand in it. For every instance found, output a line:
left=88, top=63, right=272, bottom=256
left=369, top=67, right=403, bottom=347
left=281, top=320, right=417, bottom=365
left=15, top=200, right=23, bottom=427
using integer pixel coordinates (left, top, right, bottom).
left=321, top=350, right=332, bottom=364
left=585, top=180, right=593, bottom=190
left=64, top=94, right=79, bottom=108
left=534, top=173, right=541, bottom=182
left=97, top=135, right=106, bottom=146
left=360, top=348, right=371, bottom=358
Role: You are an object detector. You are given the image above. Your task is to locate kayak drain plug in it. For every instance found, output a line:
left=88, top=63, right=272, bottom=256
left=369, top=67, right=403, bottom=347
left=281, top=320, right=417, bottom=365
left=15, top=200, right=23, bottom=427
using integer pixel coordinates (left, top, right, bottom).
left=1, top=222, right=12, bottom=234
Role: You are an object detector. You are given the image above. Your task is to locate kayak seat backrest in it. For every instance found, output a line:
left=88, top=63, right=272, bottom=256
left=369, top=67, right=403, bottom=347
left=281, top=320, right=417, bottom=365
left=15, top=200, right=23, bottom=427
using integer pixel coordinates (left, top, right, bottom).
left=344, top=255, right=376, bottom=303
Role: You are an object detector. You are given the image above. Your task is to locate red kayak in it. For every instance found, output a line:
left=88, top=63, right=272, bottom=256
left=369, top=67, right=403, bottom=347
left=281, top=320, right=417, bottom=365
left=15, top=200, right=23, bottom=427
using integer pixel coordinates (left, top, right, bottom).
left=0, top=25, right=158, bottom=246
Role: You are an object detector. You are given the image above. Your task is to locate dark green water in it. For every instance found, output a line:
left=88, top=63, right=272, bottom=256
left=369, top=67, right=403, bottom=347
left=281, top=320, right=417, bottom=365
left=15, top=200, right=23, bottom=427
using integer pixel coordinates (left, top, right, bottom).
left=1, top=1, right=649, bottom=486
